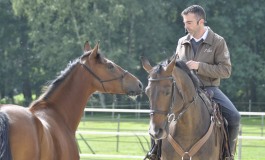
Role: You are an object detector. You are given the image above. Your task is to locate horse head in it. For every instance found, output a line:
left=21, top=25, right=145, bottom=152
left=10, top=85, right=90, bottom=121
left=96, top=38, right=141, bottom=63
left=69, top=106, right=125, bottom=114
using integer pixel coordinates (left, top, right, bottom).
left=81, top=41, right=143, bottom=96
left=141, top=56, right=176, bottom=140
left=142, top=55, right=201, bottom=141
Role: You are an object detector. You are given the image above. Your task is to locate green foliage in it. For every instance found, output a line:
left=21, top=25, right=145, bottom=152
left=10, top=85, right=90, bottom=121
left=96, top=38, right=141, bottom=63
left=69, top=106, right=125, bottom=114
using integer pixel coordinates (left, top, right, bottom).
left=0, top=0, right=264, bottom=108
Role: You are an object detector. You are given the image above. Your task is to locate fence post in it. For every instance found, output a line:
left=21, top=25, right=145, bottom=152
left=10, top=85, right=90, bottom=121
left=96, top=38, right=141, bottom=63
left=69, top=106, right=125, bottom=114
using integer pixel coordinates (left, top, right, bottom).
left=135, top=101, right=138, bottom=119
left=248, top=99, right=251, bottom=118
left=261, top=115, right=264, bottom=136
left=116, top=114, right=120, bottom=152
left=238, top=125, right=242, bottom=160
left=112, top=95, right=117, bottom=119
left=138, top=102, right=141, bottom=119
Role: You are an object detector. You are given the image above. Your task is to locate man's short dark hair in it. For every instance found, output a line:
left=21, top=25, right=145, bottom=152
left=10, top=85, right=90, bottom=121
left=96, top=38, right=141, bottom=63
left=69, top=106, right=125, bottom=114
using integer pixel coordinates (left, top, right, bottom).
left=181, top=5, right=206, bottom=21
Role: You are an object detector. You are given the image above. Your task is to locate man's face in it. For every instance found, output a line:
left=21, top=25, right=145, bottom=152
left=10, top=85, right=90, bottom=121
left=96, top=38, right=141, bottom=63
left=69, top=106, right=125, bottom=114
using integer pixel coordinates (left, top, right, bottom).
left=182, top=13, right=202, bottom=37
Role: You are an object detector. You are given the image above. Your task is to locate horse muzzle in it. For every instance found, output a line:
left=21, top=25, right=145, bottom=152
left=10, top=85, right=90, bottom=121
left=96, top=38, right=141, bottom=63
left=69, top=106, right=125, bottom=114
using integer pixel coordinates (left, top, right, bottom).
left=149, top=122, right=168, bottom=140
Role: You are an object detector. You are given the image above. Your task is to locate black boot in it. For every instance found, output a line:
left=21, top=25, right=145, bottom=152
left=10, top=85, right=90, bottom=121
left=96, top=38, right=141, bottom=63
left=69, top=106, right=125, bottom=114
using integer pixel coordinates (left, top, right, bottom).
left=228, top=125, right=240, bottom=157
left=144, top=139, right=161, bottom=160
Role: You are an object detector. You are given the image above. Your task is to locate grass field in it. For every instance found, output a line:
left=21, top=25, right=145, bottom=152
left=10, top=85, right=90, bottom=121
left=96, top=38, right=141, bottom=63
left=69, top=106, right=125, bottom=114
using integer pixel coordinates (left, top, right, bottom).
left=77, top=114, right=265, bottom=160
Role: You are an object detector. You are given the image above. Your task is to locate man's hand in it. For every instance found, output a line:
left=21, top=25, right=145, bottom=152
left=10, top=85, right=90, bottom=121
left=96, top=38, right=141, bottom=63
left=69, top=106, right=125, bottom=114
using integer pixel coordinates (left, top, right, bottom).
left=186, top=60, right=199, bottom=70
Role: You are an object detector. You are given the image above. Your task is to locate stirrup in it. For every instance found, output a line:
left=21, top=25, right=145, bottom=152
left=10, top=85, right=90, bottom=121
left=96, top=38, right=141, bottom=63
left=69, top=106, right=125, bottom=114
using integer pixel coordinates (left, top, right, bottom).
left=224, top=155, right=234, bottom=160
left=143, top=152, right=159, bottom=160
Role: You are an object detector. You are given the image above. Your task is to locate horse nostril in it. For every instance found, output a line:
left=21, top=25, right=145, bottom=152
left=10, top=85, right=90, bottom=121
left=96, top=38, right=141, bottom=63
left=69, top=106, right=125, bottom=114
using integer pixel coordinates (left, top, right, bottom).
left=138, top=81, right=143, bottom=90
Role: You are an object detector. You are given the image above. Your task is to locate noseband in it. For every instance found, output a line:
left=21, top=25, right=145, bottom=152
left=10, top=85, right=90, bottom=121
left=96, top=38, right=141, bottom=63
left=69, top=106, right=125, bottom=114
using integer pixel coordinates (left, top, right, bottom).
left=148, top=76, right=197, bottom=123
left=79, top=59, right=128, bottom=92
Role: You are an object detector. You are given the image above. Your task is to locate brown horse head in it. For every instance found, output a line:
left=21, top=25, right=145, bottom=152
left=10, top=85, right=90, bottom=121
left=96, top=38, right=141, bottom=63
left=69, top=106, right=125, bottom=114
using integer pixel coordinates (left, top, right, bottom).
left=141, top=56, right=176, bottom=140
left=81, top=41, right=143, bottom=95
left=143, top=57, right=223, bottom=159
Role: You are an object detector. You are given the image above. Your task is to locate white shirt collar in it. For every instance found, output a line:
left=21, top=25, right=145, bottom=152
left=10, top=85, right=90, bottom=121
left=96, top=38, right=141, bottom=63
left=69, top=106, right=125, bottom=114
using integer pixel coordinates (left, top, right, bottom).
left=191, top=27, right=209, bottom=42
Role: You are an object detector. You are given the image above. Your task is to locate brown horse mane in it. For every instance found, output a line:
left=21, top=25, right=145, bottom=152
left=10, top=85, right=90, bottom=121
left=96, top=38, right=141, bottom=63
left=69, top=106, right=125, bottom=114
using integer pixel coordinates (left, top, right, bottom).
left=175, top=59, right=200, bottom=89
left=29, top=51, right=104, bottom=109
left=151, top=58, right=200, bottom=89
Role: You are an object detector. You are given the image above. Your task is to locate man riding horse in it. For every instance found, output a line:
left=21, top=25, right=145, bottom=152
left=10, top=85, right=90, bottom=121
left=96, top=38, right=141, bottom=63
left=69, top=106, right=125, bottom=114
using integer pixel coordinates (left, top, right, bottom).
left=144, top=5, right=240, bottom=160
left=175, top=5, right=240, bottom=158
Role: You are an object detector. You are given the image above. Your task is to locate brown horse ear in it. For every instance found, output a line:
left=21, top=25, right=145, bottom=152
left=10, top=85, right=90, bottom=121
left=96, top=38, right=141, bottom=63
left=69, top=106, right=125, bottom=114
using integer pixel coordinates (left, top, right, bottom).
left=90, top=42, right=99, bottom=59
left=141, top=56, right=152, bottom=73
left=165, top=56, right=176, bottom=74
left=84, top=41, right=91, bottom=52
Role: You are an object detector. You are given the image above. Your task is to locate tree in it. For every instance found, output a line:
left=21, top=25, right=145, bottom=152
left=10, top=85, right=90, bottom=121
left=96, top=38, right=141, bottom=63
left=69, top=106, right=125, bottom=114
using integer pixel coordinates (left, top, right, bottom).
left=5, top=0, right=265, bottom=110
left=0, top=1, right=33, bottom=105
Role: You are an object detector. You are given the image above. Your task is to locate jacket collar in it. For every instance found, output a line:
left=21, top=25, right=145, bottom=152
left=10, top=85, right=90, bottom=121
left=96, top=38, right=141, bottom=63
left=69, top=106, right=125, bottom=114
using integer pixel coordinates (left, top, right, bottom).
left=181, top=27, right=214, bottom=46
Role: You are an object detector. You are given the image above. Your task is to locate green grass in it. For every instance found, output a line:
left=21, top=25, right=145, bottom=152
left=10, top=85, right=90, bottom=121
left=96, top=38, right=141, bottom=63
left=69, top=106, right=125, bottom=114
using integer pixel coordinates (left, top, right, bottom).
left=77, top=114, right=265, bottom=160
left=77, top=115, right=150, bottom=160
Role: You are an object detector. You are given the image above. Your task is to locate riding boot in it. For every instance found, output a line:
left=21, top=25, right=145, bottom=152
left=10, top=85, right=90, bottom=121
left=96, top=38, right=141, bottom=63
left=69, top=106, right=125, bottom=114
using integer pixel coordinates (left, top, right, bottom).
left=228, top=125, right=240, bottom=156
left=144, top=139, right=159, bottom=160
left=144, top=139, right=162, bottom=160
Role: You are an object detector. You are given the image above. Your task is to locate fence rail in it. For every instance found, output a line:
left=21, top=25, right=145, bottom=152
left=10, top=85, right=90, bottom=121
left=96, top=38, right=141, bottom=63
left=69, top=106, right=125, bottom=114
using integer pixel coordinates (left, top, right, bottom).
left=80, top=154, right=143, bottom=159
left=79, top=108, right=265, bottom=160
left=84, top=108, right=265, bottom=115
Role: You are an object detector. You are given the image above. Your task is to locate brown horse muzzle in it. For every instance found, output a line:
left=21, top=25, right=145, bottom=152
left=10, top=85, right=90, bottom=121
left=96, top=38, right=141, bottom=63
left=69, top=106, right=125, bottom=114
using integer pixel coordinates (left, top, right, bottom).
left=149, top=121, right=168, bottom=140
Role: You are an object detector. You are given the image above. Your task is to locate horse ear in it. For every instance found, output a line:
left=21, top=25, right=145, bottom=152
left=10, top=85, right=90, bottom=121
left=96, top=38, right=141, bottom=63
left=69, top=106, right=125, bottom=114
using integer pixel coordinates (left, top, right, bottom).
left=90, top=42, right=99, bottom=59
left=165, top=56, right=176, bottom=74
left=84, top=41, right=91, bottom=52
left=141, top=56, right=152, bottom=73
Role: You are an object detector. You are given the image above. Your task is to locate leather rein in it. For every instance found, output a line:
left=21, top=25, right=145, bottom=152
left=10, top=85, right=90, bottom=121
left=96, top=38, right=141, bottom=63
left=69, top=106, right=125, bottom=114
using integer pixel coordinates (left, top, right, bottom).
left=148, top=76, right=197, bottom=124
left=79, top=59, right=128, bottom=92
left=148, top=75, right=215, bottom=160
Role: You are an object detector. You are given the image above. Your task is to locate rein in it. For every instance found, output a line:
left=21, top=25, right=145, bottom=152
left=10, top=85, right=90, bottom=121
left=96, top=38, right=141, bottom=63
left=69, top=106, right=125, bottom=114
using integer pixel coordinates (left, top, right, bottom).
left=148, top=76, right=196, bottom=123
left=79, top=59, right=128, bottom=92
left=148, top=75, right=214, bottom=160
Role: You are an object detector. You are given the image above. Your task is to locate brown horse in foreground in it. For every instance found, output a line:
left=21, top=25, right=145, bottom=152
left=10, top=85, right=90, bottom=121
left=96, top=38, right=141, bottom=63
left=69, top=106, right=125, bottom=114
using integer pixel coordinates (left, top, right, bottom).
left=0, top=41, right=143, bottom=160
left=142, top=57, right=227, bottom=160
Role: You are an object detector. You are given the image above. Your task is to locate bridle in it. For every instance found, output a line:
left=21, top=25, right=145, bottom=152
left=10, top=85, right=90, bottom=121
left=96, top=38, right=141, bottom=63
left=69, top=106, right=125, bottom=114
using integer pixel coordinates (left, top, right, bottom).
left=149, top=75, right=216, bottom=160
left=148, top=76, right=175, bottom=116
left=148, top=75, right=197, bottom=124
left=79, top=59, right=128, bottom=92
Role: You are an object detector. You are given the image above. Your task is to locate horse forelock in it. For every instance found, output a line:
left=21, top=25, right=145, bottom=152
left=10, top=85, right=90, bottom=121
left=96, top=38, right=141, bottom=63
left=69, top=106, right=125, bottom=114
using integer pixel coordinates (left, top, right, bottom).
left=81, top=50, right=105, bottom=63
left=149, top=59, right=169, bottom=76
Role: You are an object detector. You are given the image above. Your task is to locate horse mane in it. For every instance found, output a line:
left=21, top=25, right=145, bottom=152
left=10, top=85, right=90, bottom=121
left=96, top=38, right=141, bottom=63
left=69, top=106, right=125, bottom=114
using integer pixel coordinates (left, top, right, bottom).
left=29, top=51, right=104, bottom=108
left=150, top=58, right=199, bottom=89
left=29, top=58, right=80, bottom=108
left=175, top=59, right=200, bottom=89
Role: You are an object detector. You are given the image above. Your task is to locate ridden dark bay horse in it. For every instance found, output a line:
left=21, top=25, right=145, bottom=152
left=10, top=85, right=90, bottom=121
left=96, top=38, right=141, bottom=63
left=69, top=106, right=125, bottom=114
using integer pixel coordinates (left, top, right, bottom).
left=0, top=41, right=143, bottom=160
left=141, top=57, right=229, bottom=160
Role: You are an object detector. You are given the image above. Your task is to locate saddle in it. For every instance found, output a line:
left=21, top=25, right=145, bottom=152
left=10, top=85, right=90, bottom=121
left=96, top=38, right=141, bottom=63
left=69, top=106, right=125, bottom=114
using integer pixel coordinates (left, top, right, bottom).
left=200, top=89, right=233, bottom=159
left=143, top=89, right=233, bottom=160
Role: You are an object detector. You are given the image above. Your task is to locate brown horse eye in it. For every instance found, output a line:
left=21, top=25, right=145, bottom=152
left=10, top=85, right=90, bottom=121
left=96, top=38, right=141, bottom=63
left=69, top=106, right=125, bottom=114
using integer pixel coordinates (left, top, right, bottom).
left=164, top=90, right=170, bottom=96
left=107, top=63, right=114, bottom=70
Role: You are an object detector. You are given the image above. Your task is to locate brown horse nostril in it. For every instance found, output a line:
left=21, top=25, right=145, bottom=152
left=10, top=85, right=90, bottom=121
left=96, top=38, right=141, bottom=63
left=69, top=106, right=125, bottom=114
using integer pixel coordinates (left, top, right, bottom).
left=138, top=81, right=143, bottom=90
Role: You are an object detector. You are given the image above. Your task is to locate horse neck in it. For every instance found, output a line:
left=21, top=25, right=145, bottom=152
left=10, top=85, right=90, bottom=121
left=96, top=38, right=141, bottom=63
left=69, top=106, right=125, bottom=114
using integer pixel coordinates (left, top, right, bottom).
left=173, top=68, right=196, bottom=103
left=45, top=65, right=95, bottom=132
left=171, top=69, right=211, bottom=146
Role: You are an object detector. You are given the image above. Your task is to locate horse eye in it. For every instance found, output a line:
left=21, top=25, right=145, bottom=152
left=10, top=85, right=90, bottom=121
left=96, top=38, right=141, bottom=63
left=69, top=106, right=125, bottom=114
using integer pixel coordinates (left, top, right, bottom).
left=163, top=88, right=171, bottom=96
left=165, top=91, right=170, bottom=96
left=107, top=63, right=114, bottom=70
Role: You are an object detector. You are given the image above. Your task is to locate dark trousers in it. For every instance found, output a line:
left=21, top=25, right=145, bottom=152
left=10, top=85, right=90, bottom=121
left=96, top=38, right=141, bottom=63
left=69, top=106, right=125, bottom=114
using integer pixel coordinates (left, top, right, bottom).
left=205, top=86, right=240, bottom=127
left=205, top=86, right=240, bottom=154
